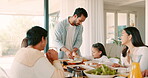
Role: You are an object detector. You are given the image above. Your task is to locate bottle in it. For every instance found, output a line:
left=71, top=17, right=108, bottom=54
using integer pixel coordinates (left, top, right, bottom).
left=128, top=54, right=142, bottom=78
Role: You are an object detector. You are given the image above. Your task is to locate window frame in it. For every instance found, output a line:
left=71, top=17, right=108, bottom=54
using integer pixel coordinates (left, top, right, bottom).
left=104, top=10, right=137, bottom=44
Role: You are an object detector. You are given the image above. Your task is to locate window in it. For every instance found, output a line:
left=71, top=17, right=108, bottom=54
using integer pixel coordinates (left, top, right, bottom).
left=49, top=11, right=60, bottom=47
left=0, top=13, right=60, bottom=75
left=130, top=13, right=136, bottom=27
left=106, top=12, right=115, bottom=43
left=117, top=13, right=127, bottom=40
left=0, top=15, right=44, bottom=73
left=105, top=11, right=136, bottom=43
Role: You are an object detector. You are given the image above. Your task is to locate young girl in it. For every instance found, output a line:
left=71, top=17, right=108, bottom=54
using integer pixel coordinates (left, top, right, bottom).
left=92, top=43, right=107, bottom=59
left=91, top=43, right=119, bottom=65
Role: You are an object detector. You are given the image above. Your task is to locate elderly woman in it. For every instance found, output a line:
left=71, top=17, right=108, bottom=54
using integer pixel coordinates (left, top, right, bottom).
left=11, top=26, right=64, bottom=78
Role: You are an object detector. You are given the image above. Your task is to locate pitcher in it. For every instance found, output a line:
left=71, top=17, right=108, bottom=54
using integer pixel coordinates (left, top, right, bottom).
left=128, top=54, right=142, bottom=78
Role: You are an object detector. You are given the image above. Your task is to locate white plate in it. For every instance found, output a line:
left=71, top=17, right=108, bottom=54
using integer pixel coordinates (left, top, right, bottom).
left=67, top=65, right=94, bottom=70
left=84, top=70, right=115, bottom=78
left=67, top=60, right=82, bottom=63
left=111, top=67, right=130, bottom=73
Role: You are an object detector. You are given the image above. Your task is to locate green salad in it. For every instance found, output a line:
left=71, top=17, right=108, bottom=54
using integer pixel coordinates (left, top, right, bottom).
left=86, top=64, right=117, bottom=75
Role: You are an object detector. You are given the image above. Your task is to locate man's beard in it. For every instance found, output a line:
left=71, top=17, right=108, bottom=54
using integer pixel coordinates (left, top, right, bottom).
left=73, top=19, right=79, bottom=26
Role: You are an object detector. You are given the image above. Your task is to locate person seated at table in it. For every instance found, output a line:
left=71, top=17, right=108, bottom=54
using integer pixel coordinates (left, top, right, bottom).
left=10, top=26, right=65, bottom=78
left=112, top=27, right=148, bottom=71
left=142, top=69, right=148, bottom=77
left=92, top=43, right=107, bottom=59
left=91, top=43, right=119, bottom=64
left=21, top=37, right=28, bottom=48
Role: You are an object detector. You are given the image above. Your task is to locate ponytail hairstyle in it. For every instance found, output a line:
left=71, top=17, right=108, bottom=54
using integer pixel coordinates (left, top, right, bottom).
left=92, top=43, right=107, bottom=57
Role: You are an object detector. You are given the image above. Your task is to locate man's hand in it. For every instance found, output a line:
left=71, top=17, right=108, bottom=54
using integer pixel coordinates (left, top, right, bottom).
left=72, top=48, right=79, bottom=58
left=72, top=48, right=78, bottom=52
left=61, top=47, right=74, bottom=59
left=72, top=51, right=80, bottom=58
left=46, top=49, right=58, bottom=63
left=65, top=51, right=73, bottom=59
left=72, top=52, right=77, bottom=56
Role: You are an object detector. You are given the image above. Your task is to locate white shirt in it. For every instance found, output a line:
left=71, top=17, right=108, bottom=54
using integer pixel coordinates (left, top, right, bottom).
left=0, top=67, right=9, bottom=78
left=121, top=46, right=148, bottom=71
left=92, top=56, right=119, bottom=65
left=93, top=56, right=109, bottom=62
left=64, top=25, right=76, bottom=58
left=11, top=57, right=64, bottom=78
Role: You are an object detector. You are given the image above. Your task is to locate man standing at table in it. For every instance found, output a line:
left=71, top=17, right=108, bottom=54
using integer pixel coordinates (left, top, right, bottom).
left=53, top=8, right=88, bottom=59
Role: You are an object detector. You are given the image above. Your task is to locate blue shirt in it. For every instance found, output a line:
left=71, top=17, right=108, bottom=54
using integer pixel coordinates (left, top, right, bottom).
left=53, top=18, right=83, bottom=59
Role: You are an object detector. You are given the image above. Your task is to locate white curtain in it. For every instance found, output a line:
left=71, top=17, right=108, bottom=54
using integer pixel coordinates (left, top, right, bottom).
left=146, top=0, right=148, bottom=45
left=59, top=0, right=105, bottom=57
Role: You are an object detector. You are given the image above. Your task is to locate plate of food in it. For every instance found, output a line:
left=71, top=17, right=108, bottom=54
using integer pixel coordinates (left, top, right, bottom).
left=84, top=64, right=117, bottom=78
left=66, top=65, right=94, bottom=72
left=66, top=60, right=82, bottom=65
left=67, top=65, right=86, bottom=73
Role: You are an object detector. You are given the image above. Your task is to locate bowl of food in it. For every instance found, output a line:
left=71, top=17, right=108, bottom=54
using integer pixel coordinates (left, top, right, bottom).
left=84, top=64, right=117, bottom=78
left=67, top=65, right=86, bottom=73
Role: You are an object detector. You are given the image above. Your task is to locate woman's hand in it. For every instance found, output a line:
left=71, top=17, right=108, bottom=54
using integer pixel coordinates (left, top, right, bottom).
left=112, top=63, right=121, bottom=67
left=142, top=70, right=148, bottom=77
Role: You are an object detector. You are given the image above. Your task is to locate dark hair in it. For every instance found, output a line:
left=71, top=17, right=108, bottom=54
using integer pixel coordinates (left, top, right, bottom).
left=92, top=43, right=107, bottom=57
left=73, top=8, right=88, bottom=18
left=26, top=26, right=47, bottom=46
left=122, top=27, right=146, bottom=57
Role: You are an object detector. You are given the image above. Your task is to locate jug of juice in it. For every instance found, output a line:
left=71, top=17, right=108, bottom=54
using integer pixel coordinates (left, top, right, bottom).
left=128, top=54, right=142, bottom=78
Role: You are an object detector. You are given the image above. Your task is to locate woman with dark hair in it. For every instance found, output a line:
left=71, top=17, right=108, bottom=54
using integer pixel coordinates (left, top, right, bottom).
left=120, top=27, right=148, bottom=71
left=11, top=26, right=64, bottom=78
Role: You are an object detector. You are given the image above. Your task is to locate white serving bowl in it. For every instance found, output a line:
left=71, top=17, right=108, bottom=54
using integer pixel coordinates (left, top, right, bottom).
left=84, top=70, right=115, bottom=78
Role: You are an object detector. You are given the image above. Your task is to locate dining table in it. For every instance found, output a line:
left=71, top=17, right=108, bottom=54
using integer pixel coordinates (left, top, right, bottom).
left=59, top=58, right=147, bottom=78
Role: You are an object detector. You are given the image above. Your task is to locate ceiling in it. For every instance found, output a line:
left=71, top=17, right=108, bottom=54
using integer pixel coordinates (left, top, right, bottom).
left=0, top=0, right=145, bottom=15
left=0, top=0, right=44, bottom=15
left=104, top=0, right=145, bottom=7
